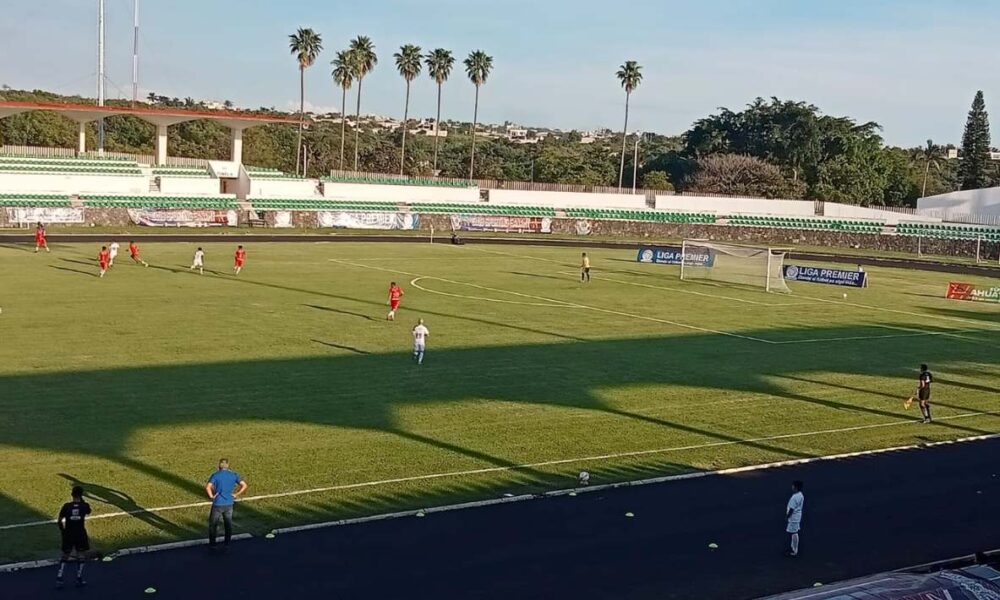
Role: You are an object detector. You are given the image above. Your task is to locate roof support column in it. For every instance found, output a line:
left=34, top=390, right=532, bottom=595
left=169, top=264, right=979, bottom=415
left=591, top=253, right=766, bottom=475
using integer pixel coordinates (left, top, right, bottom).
left=230, top=126, right=244, bottom=166
left=77, top=122, right=87, bottom=155
left=154, top=124, right=168, bottom=165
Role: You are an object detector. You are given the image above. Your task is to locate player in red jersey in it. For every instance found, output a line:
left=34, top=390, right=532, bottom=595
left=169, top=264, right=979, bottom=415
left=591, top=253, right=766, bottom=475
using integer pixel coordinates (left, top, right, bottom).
left=98, top=246, right=110, bottom=278
left=387, top=282, right=404, bottom=321
left=233, top=245, right=246, bottom=275
left=128, top=241, right=148, bottom=267
left=35, top=223, right=49, bottom=253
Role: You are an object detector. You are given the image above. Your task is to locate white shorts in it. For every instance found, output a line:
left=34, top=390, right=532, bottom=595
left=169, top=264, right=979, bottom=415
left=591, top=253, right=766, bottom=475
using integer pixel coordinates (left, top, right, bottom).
left=786, top=522, right=801, bottom=534
left=193, top=259, right=203, bottom=266
left=110, top=250, right=118, bottom=259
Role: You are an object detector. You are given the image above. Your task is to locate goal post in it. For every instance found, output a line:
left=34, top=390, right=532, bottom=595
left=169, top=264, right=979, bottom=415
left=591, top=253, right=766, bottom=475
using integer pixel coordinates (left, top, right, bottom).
left=680, top=239, right=792, bottom=293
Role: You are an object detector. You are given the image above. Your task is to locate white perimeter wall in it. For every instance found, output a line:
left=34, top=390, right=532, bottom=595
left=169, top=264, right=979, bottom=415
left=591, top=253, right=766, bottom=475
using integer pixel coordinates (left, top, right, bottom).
left=248, top=178, right=321, bottom=198
left=323, top=182, right=480, bottom=203
left=918, top=188, right=1000, bottom=219
left=490, top=189, right=647, bottom=209
left=158, top=177, right=221, bottom=195
left=655, top=195, right=815, bottom=216
left=822, top=203, right=932, bottom=225
left=0, top=173, right=147, bottom=194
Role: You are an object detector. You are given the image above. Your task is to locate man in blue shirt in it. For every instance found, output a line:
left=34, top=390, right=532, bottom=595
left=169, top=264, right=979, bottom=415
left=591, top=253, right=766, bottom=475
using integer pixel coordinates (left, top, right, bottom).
left=205, top=459, right=247, bottom=548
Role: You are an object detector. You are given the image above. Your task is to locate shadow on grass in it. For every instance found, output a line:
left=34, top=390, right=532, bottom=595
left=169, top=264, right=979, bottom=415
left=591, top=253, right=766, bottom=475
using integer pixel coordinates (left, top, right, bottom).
left=49, top=265, right=97, bottom=278
left=0, top=320, right=997, bottom=560
left=311, top=339, right=371, bottom=355
left=926, top=306, right=1000, bottom=324
left=58, top=474, right=187, bottom=537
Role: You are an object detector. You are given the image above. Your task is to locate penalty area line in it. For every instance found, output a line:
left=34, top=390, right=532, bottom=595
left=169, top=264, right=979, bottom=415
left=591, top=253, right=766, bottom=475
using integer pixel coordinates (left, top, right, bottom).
left=1, top=410, right=997, bottom=532
left=331, top=259, right=772, bottom=344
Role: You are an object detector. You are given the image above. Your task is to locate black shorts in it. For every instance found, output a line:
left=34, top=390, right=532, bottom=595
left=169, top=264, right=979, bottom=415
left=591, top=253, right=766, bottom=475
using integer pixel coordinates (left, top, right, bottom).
left=582, top=267, right=591, bottom=273
left=918, top=389, right=931, bottom=401
left=61, top=529, right=90, bottom=555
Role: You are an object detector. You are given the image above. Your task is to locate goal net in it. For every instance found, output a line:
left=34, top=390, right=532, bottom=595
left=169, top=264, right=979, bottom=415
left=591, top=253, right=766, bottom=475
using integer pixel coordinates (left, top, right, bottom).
left=680, top=240, right=791, bottom=293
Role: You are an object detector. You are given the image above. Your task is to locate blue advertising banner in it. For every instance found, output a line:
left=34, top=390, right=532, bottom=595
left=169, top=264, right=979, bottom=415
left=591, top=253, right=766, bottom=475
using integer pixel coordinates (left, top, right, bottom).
left=636, top=245, right=715, bottom=267
left=783, top=264, right=868, bottom=288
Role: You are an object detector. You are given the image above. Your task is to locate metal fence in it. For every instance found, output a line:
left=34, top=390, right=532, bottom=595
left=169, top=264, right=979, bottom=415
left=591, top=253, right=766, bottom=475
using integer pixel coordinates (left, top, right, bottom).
left=0, top=145, right=210, bottom=167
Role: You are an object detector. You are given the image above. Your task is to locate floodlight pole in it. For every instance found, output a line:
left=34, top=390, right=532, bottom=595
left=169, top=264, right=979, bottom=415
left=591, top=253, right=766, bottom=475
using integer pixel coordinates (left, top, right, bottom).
left=632, top=134, right=640, bottom=194
left=132, top=0, right=139, bottom=107
left=97, top=0, right=106, bottom=154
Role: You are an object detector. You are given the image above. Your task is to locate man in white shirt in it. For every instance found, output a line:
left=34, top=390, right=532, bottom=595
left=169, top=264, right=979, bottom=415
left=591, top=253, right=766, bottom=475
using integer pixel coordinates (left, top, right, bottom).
left=108, top=241, right=120, bottom=267
left=412, top=319, right=429, bottom=365
left=786, top=480, right=804, bottom=557
left=189, top=247, right=205, bottom=275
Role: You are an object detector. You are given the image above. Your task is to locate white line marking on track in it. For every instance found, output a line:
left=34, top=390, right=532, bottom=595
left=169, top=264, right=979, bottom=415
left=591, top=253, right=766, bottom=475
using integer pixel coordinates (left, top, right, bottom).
left=2, top=410, right=997, bottom=532
left=331, top=259, right=773, bottom=343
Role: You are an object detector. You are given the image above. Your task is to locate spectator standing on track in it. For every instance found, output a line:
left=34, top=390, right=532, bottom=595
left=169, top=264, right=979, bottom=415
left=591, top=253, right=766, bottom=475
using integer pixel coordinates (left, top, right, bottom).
left=785, top=481, right=804, bottom=557
left=205, top=459, right=247, bottom=550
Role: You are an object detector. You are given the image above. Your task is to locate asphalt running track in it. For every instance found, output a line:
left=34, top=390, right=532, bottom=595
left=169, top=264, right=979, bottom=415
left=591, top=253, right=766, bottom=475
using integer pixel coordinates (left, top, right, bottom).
left=2, top=437, right=999, bottom=600
left=1, top=232, right=998, bottom=277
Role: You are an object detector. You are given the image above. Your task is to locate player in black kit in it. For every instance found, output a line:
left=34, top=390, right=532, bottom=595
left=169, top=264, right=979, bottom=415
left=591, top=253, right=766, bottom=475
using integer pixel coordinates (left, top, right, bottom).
left=917, top=364, right=934, bottom=423
left=56, top=486, right=92, bottom=588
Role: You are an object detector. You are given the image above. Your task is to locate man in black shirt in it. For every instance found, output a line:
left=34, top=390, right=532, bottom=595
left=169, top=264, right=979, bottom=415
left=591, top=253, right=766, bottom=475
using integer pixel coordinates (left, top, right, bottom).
left=56, top=485, right=92, bottom=588
left=917, top=364, right=933, bottom=424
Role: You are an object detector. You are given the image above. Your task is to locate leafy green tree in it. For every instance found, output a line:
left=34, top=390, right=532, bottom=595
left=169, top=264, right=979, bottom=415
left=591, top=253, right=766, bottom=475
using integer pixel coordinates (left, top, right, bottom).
left=348, top=36, right=378, bottom=171
left=688, top=154, right=804, bottom=199
left=958, top=90, right=992, bottom=190
left=615, top=61, right=642, bottom=188
left=425, top=48, right=455, bottom=174
left=331, top=50, right=354, bottom=171
left=288, top=28, right=323, bottom=174
left=642, top=170, right=672, bottom=191
left=394, top=44, right=423, bottom=175
left=464, top=50, right=494, bottom=179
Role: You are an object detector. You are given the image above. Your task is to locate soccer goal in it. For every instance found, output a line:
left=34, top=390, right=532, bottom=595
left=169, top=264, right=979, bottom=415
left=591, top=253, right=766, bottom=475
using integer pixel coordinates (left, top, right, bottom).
left=680, top=239, right=791, bottom=293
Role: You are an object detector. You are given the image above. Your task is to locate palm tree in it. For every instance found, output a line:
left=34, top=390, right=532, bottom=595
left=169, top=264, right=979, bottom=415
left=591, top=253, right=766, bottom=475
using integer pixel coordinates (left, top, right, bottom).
left=331, top=50, right=354, bottom=171
left=425, top=49, right=455, bottom=174
left=348, top=36, right=377, bottom=171
left=394, top=44, right=423, bottom=176
left=464, top=50, right=494, bottom=180
left=615, top=61, right=643, bottom=189
left=919, top=139, right=942, bottom=197
left=288, top=28, right=323, bottom=175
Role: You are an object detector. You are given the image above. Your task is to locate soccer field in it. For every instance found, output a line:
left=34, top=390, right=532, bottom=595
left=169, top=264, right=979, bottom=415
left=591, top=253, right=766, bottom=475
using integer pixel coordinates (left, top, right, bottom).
left=0, top=240, right=998, bottom=563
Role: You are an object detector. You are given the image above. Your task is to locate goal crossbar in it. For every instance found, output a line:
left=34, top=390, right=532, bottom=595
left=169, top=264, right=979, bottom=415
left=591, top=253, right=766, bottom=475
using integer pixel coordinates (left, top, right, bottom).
left=679, top=239, right=791, bottom=293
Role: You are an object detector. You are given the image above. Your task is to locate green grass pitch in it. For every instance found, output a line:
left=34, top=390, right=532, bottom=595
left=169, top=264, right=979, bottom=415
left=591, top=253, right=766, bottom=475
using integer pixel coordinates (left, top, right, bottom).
left=0, top=240, right=997, bottom=562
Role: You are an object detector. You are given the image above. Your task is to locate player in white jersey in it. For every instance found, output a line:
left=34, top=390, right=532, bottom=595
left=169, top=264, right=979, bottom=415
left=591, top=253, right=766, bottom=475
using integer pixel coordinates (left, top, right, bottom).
left=108, top=241, right=120, bottom=267
left=785, top=480, right=804, bottom=557
left=412, top=319, right=429, bottom=365
left=189, top=247, right=205, bottom=275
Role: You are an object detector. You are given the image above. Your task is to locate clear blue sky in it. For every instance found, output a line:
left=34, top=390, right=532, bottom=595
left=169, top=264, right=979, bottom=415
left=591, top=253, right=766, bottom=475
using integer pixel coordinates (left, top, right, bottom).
left=2, top=0, right=999, bottom=147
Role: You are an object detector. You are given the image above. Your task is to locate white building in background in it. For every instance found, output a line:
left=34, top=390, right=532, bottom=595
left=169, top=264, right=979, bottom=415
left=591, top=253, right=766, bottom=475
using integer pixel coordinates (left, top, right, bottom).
left=918, top=188, right=1000, bottom=222
left=410, top=118, right=448, bottom=137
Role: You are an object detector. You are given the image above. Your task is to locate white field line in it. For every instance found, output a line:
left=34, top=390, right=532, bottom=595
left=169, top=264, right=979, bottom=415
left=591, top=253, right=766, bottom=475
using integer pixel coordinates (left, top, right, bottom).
left=2, top=410, right=997, bottom=533
left=553, top=270, right=805, bottom=307
left=410, top=277, right=562, bottom=307
left=796, top=294, right=1000, bottom=331
left=330, top=259, right=773, bottom=344
left=468, top=246, right=1000, bottom=332
left=769, top=329, right=976, bottom=345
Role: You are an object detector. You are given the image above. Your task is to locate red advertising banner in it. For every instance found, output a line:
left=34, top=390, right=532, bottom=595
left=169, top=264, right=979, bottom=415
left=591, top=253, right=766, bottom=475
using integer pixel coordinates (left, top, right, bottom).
left=947, top=281, right=1000, bottom=303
